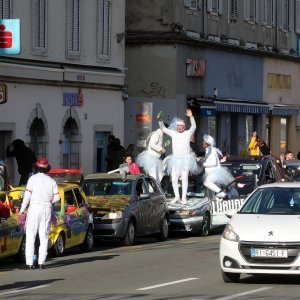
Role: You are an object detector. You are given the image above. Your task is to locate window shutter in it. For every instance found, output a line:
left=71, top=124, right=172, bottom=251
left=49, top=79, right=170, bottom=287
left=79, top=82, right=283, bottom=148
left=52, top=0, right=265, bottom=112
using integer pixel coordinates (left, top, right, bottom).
left=244, top=0, right=250, bottom=21
left=296, top=0, right=300, bottom=33
left=0, top=0, right=11, bottom=18
left=218, top=0, right=222, bottom=15
left=97, top=0, right=111, bottom=59
left=32, top=0, right=48, bottom=54
left=262, top=0, right=266, bottom=25
left=229, top=0, right=238, bottom=19
left=184, top=0, right=192, bottom=7
left=272, top=0, right=276, bottom=26
left=67, top=0, right=80, bottom=58
left=207, top=0, right=212, bottom=12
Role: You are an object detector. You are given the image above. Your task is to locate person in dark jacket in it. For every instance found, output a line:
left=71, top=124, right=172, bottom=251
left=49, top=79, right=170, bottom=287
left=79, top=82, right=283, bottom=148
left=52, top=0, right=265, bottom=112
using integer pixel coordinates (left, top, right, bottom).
left=6, top=139, right=37, bottom=186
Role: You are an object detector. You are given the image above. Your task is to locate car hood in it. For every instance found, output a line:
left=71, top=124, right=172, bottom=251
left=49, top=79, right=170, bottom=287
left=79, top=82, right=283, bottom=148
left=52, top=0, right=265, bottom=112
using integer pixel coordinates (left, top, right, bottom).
left=167, top=197, right=210, bottom=210
left=231, top=214, right=300, bottom=242
left=86, top=195, right=131, bottom=215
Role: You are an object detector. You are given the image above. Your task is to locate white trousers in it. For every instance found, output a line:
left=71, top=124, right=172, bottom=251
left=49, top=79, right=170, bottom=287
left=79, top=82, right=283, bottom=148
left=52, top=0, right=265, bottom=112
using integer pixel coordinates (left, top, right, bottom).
left=148, top=167, right=164, bottom=183
left=25, top=203, right=51, bottom=265
left=171, top=168, right=189, bottom=200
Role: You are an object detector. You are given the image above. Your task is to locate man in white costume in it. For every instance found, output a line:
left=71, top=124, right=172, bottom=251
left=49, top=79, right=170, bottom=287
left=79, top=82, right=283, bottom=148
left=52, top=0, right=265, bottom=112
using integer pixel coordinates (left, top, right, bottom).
left=202, top=134, right=234, bottom=199
left=158, top=109, right=198, bottom=204
left=20, top=158, right=60, bottom=269
left=137, top=128, right=166, bottom=183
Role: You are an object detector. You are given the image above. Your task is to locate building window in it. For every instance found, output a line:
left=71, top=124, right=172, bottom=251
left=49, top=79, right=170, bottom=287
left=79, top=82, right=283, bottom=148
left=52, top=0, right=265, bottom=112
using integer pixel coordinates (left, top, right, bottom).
left=262, top=0, right=274, bottom=27
left=280, top=117, right=287, bottom=153
left=66, top=0, right=81, bottom=59
left=244, top=0, right=256, bottom=23
left=29, top=118, right=47, bottom=158
left=0, top=0, right=11, bottom=18
left=228, top=0, right=238, bottom=20
left=245, top=115, right=253, bottom=145
left=97, top=0, right=111, bottom=60
left=279, top=0, right=289, bottom=31
left=184, top=0, right=202, bottom=10
left=207, top=0, right=222, bottom=15
left=208, top=116, right=216, bottom=140
left=32, top=0, right=48, bottom=55
left=296, top=0, right=300, bottom=33
left=265, top=116, right=270, bottom=147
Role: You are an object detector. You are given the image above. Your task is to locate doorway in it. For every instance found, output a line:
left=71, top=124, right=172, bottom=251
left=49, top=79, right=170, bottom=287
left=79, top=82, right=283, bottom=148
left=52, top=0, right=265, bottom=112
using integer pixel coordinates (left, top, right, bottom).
left=94, top=132, right=109, bottom=173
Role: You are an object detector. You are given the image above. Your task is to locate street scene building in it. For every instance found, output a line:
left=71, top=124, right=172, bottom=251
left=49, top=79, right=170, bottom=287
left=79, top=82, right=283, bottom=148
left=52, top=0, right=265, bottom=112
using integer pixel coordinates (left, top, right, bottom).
left=124, top=0, right=300, bottom=157
left=0, top=0, right=125, bottom=185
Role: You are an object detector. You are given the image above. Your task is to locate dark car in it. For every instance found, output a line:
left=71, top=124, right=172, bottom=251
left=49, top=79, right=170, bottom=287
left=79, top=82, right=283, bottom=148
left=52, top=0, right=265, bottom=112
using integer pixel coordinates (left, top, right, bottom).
left=221, top=155, right=291, bottom=196
left=81, top=173, right=169, bottom=246
left=284, top=160, right=300, bottom=182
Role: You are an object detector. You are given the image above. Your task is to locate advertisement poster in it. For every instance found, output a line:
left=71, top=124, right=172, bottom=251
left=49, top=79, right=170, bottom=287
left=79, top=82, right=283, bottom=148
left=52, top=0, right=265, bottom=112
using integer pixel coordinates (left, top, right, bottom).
left=135, top=102, right=153, bottom=149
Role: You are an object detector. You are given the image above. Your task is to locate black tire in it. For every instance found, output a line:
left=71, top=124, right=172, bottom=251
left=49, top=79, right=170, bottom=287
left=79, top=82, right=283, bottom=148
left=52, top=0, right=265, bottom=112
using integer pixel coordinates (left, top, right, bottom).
left=122, top=221, right=135, bottom=246
left=156, top=217, right=168, bottom=242
left=200, top=212, right=211, bottom=236
left=221, top=270, right=240, bottom=283
left=14, top=236, right=26, bottom=263
left=52, top=233, right=65, bottom=257
left=80, top=226, right=94, bottom=252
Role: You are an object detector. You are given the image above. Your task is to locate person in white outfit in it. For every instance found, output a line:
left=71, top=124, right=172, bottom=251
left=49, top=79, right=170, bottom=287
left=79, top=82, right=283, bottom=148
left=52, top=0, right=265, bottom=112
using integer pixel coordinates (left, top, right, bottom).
left=202, top=134, right=234, bottom=199
left=158, top=109, right=198, bottom=204
left=136, top=128, right=166, bottom=183
left=19, top=158, right=60, bottom=269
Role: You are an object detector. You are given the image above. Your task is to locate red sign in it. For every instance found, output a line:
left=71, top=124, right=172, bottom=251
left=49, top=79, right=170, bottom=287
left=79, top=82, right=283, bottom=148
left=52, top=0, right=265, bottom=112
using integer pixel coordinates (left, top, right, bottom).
left=0, top=24, right=12, bottom=48
left=186, top=58, right=206, bottom=77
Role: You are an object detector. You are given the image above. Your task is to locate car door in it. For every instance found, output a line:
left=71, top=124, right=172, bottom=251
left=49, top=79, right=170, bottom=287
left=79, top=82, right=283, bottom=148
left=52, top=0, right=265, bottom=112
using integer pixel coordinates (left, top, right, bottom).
left=144, top=177, right=166, bottom=233
left=134, top=178, right=151, bottom=235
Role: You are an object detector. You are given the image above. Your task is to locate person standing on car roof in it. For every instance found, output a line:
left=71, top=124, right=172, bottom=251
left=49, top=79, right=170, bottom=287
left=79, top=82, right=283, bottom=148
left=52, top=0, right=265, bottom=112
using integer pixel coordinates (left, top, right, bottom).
left=19, top=158, right=60, bottom=270
left=202, top=134, right=234, bottom=199
left=158, top=109, right=198, bottom=205
left=136, top=127, right=167, bottom=183
left=6, top=139, right=37, bottom=186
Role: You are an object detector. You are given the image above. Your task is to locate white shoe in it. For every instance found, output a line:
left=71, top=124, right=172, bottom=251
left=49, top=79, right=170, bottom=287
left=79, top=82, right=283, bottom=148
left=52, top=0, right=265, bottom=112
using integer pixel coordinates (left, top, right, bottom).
left=181, top=198, right=188, bottom=205
left=170, top=197, right=180, bottom=204
left=216, top=191, right=227, bottom=198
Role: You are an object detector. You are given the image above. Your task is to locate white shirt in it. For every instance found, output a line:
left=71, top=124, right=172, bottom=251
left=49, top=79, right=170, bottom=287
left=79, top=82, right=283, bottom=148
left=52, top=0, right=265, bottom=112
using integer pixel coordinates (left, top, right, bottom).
left=20, top=173, right=60, bottom=212
left=147, top=129, right=163, bottom=158
left=203, top=146, right=220, bottom=169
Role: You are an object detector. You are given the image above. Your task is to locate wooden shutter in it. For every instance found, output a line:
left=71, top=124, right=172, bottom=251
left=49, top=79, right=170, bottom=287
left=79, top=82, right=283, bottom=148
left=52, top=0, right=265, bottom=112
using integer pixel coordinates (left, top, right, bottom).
left=32, top=0, right=47, bottom=54
left=97, top=0, right=111, bottom=59
left=296, top=0, right=300, bottom=33
left=0, top=0, right=11, bottom=18
left=67, top=0, right=80, bottom=58
left=229, top=0, right=238, bottom=20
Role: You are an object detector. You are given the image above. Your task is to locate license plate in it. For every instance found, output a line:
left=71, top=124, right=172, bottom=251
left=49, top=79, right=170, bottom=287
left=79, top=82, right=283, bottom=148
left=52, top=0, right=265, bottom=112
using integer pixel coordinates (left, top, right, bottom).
left=251, top=248, right=288, bottom=258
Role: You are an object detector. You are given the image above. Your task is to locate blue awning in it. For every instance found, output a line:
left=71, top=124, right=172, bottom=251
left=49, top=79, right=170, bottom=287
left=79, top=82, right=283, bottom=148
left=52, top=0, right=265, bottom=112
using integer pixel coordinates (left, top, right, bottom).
left=270, top=105, right=299, bottom=116
left=215, top=101, right=270, bottom=114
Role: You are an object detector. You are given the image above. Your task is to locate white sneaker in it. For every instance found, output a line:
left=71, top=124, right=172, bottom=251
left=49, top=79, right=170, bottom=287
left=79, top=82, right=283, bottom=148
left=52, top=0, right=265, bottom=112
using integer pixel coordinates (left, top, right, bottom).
left=216, top=191, right=227, bottom=198
left=170, top=197, right=180, bottom=204
left=181, top=198, right=188, bottom=205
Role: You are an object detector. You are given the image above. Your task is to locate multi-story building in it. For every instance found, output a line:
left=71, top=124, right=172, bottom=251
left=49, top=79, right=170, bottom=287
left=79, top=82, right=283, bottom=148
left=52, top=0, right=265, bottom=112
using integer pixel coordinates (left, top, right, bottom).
left=124, top=0, right=300, bottom=157
left=0, top=0, right=125, bottom=185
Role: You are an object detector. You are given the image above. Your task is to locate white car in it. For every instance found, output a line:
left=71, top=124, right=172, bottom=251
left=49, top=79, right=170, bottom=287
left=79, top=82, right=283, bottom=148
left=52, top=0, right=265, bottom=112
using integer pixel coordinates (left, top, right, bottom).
left=219, top=182, right=300, bottom=283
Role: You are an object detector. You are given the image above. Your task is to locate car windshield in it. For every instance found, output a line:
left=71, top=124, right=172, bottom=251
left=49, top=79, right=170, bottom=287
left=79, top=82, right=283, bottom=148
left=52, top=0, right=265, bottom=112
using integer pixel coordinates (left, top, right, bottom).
left=82, top=179, right=133, bottom=196
left=239, top=187, right=300, bottom=215
left=222, top=162, right=261, bottom=180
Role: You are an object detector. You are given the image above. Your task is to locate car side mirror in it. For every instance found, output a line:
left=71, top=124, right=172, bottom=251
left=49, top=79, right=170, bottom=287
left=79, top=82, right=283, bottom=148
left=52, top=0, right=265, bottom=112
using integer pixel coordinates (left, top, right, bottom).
left=66, top=205, right=76, bottom=214
left=139, top=193, right=150, bottom=200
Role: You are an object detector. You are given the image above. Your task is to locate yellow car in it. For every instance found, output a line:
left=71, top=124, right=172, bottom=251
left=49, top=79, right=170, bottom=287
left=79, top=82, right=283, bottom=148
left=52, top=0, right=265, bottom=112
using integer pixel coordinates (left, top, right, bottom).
left=8, top=183, right=94, bottom=258
left=0, top=190, right=25, bottom=261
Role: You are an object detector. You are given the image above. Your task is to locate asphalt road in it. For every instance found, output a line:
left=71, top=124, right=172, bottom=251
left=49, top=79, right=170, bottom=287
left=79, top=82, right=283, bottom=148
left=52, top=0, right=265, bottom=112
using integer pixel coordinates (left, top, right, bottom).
left=1, top=232, right=300, bottom=299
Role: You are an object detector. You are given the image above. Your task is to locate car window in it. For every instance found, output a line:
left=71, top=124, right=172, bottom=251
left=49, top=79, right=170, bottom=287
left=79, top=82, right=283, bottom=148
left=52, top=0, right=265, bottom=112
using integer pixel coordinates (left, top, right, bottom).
left=239, top=187, right=300, bottom=215
left=144, top=177, right=160, bottom=195
left=74, top=188, right=84, bottom=207
left=65, top=190, right=78, bottom=208
left=136, top=179, right=147, bottom=197
left=223, top=162, right=261, bottom=179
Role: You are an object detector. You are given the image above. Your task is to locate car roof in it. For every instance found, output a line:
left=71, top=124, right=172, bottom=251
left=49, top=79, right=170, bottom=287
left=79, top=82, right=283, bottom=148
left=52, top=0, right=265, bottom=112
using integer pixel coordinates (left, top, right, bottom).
left=83, top=173, right=143, bottom=180
left=258, top=182, right=300, bottom=189
left=222, top=155, right=275, bottom=164
left=285, top=160, right=300, bottom=166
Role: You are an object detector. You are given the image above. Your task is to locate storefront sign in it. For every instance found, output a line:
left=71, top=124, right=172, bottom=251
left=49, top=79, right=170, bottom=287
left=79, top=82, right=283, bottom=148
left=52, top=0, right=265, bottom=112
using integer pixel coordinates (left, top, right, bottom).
left=186, top=58, right=206, bottom=77
left=0, top=19, right=20, bottom=55
left=135, top=102, right=152, bottom=149
left=0, top=83, right=7, bottom=104
left=63, top=93, right=84, bottom=107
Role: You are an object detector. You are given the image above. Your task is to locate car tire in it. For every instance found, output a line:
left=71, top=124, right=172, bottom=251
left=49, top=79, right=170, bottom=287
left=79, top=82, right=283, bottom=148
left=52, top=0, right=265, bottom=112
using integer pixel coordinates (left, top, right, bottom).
left=156, top=217, right=168, bottom=242
left=52, top=233, right=65, bottom=257
left=122, top=221, right=135, bottom=246
left=14, top=236, right=26, bottom=263
left=200, top=212, right=211, bottom=236
left=80, top=226, right=94, bottom=252
left=221, top=270, right=240, bottom=283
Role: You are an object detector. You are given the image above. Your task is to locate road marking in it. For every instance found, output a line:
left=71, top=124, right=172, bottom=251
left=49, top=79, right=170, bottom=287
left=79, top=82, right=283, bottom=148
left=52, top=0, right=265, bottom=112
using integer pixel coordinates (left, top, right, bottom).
left=0, top=284, right=50, bottom=296
left=191, top=287, right=272, bottom=300
left=137, top=278, right=199, bottom=291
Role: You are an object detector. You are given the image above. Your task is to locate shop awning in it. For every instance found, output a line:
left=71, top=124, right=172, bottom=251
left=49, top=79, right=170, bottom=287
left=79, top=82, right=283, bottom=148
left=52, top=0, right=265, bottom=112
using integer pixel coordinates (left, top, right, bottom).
left=215, top=100, right=270, bottom=114
left=270, top=105, right=299, bottom=116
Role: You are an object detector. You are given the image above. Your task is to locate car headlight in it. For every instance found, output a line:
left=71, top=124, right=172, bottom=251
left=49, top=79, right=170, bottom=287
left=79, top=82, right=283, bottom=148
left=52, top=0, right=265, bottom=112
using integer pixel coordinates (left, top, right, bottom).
left=174, top=210, right=201, bottom=216
left=101, top=211, right=123, bottom=219
left=222, top=224, right=240, bottom=242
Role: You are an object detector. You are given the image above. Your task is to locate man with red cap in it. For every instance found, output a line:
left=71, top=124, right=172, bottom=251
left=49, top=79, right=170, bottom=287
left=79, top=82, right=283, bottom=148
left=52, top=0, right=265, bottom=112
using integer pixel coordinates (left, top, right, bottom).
left=20, top=158, right=60, bottom=269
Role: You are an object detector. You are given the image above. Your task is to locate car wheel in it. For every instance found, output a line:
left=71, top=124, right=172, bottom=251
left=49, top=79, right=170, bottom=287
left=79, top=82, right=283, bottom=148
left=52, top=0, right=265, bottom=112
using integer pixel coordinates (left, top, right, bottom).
left=156, top=217, right=168, bottom=241
left=221, top=270, right=240, bottom=283
left=200, top=212, right=211, bottom=236
left=80, top=226, right=94, bottom=252
left=122, top=221, right=135, bottom=246
left=14, top=236, right=26, bottom=263
left=52, top=233, right=65, bottom=257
